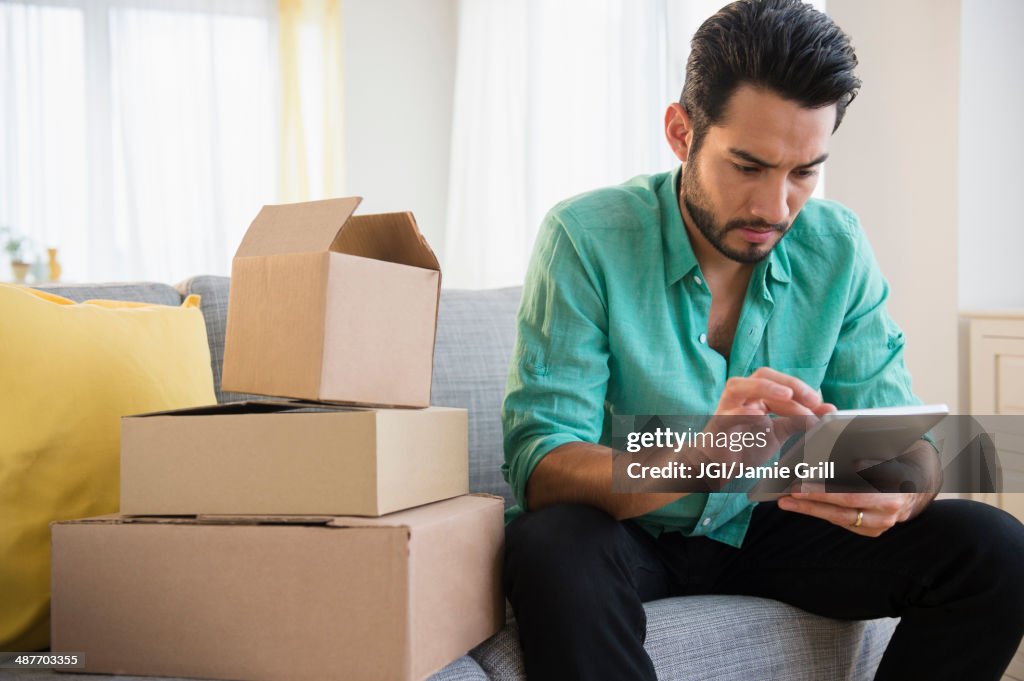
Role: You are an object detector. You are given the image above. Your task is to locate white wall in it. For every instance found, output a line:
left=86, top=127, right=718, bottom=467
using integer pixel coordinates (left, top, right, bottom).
left=958, top=0, right=1024, bottom=310
left=826, top=0, right=961, bottom=409
left=342, top=0, right=457, bottom=263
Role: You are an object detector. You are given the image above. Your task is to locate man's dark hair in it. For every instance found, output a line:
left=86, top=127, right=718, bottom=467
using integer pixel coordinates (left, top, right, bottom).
left=680, top=0, right=860, bottom=153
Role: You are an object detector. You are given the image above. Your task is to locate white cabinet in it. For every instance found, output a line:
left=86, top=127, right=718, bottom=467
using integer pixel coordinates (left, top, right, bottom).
left=965, top=311, right=1024, bottom=522
left=963, top=310, right=1024, bottom=681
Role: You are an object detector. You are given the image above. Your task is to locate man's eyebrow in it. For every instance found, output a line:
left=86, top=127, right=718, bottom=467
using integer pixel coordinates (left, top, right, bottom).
left=728, top=148, right=829, bottom=169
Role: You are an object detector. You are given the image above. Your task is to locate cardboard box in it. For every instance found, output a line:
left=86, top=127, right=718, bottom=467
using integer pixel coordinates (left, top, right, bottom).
left=221, top=197, right=441, bottom=408
left=121, top=401, right=468, bottom=516
left=51, top=495, right=505, bottom=681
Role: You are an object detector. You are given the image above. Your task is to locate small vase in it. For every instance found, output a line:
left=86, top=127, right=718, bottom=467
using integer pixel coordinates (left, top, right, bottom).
left=11, top=261, right=30, bottom=283
left=47, top=248, right=61, bottom=282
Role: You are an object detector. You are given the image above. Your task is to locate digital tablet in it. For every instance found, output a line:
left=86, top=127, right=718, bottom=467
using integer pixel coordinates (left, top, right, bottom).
left=746, top=404, right=949, bottom=501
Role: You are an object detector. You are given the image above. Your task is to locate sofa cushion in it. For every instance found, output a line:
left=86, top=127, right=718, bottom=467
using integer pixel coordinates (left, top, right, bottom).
left=642, top=596, right=896, bottom=680
left=34, top=281, right=182, bottom=306
left=428, top=655, right=491, bottom=681
left=176, top=275, right=268, bottom=404
left=431, top=287, right=521, bottom=506
left=0, top=285, right=216, bottom=652
left=469, top=596, right=897, bottom=681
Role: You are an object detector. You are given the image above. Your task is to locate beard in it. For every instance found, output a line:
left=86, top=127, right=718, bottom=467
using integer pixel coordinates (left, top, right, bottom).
left=681, top=160, right=789, bottom=264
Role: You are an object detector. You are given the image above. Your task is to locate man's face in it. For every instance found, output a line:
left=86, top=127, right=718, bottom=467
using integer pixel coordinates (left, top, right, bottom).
left=678, top=85, right=836, bottom=264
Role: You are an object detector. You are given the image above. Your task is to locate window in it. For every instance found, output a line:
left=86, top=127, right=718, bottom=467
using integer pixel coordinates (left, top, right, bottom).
left=1, top=0, right=277, bottom=283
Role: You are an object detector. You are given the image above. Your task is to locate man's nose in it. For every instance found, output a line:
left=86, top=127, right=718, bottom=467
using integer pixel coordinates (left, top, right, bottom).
left=750, top=176, right=789, bottom=226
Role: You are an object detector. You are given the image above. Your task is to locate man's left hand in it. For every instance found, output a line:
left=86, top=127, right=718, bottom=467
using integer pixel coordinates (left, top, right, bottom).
left=777, top=438, right=941, bottom=536
left=777, top=489, right=931, bottom=537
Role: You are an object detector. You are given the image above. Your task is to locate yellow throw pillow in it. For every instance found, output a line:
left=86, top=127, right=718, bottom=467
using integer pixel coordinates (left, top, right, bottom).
left=0, top=284, right=217, bottom=651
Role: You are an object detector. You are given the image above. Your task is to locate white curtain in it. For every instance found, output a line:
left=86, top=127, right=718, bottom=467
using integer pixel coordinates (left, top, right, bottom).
left=0, top=0, right=277, bottom=285
left=443, top=0, right=824, bottom=289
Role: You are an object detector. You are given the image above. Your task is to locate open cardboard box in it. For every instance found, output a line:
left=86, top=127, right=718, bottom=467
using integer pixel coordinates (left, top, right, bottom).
left=51, top=494, right=505, bottom=681
left=221, top=197, right=441, bottom=408
left=120, top=400, right=468, bottom=517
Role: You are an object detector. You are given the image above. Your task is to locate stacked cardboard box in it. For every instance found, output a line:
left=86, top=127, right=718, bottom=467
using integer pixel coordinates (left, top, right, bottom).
left=50, top=199, right=505, bottom=681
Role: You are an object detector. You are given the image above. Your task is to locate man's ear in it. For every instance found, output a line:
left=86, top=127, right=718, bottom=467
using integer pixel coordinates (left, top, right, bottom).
left=664, top=103, right=694, bottom=163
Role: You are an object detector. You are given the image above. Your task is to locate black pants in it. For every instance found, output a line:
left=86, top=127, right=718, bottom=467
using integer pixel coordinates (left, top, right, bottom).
left=503, top=499, right=1024, bottom=681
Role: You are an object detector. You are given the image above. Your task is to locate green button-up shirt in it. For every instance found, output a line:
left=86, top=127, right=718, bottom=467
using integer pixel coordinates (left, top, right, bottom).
left=501, top=166, right=921, bottom=547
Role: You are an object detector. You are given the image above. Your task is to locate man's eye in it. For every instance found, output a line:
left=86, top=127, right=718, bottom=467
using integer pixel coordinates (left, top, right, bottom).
left=734, top=164, right=759, bottom=174
left=794, top=168, right=819, bottom=179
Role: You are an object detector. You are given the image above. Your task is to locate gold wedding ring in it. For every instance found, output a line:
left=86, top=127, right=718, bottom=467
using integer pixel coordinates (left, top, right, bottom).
left=851, top=509, right=864, bottom=528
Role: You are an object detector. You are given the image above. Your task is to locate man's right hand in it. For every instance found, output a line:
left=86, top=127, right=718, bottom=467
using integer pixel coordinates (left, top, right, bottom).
left=714, top=367, right=836, bottom=417
left=525, top=367, right=835, bottom=519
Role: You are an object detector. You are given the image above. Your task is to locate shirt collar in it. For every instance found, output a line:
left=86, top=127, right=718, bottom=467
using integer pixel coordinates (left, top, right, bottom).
left=660, top=166, right=700, bottom=287
left=659, top=164, right=791, bottom=287
left=766, top=238, right=791, bottom=283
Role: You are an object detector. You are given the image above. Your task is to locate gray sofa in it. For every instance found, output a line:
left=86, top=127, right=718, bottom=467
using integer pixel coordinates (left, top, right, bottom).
left=16, top=275, right=897, bottom=681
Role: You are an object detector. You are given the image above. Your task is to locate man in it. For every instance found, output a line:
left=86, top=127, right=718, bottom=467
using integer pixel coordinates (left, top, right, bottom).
left=501, top=1, right=1024, bottom=680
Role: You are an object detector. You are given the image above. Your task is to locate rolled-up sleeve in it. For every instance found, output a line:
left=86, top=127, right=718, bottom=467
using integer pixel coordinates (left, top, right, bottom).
left=822, top=220, right=921, bottom=410
left=501, top=212, right=610, bottom=510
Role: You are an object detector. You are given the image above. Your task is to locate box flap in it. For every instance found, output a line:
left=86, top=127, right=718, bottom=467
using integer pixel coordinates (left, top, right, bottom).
left=53, top=515, right=196, bottom=526
left=331, top=212, right=441, bottom=271
left=62, top=514, right=406, bottom=527
left=235, top=197, right=362, bottom=257
left=326, top=495, right=500, bottom=530
left=51, top=514, right=124, bottom=526
left=195, top=515, right=335, bottom=525
left=126, top=401, right=298, bottom=418
left=125, top=400, right=372, bottom=418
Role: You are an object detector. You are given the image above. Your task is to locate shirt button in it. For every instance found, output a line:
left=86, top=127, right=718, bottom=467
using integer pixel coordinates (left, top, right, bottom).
left=698, top=333, right=707, bottom=344
left=702, top=517, right=712, bottom=527
left=693, top=275, right=703, bottom=286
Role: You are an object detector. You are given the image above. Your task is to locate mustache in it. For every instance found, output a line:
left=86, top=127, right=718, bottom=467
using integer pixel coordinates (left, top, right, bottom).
left=724, top=219, right=789, bottom=232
